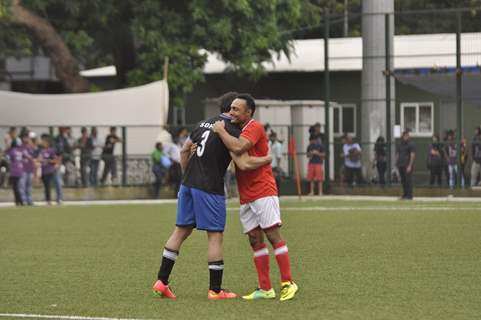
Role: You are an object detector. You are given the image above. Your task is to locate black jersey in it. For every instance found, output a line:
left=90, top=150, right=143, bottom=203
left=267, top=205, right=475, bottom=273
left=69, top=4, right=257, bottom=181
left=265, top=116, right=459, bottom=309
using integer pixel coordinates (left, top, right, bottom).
left=182, top=114, right=241, bottom=195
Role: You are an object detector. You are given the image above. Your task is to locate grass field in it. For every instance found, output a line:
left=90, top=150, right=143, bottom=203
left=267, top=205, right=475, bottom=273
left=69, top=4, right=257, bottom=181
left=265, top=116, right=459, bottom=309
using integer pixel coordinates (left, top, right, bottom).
left=1, top=199, right=481, bottom=320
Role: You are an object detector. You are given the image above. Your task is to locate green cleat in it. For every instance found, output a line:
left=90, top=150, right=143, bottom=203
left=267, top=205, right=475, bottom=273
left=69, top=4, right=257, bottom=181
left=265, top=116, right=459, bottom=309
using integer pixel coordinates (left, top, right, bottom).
left=279, top=281, right=298, bottom=301
left=242, top=288, right=276, bottom=300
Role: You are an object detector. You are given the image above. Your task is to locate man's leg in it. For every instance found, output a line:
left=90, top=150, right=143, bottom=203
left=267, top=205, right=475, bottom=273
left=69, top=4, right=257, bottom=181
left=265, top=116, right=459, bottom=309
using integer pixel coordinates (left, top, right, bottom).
left=207, top=232, right=224, bottom=293
left=158, top=226, right=193, bottom=283
left=248, top=227, right=272, bottom=291
left=265, top=226, right=298, bottom=301
left=241, top=227, right=275, bottom=300
left=264, top=227, right=292, bottom=284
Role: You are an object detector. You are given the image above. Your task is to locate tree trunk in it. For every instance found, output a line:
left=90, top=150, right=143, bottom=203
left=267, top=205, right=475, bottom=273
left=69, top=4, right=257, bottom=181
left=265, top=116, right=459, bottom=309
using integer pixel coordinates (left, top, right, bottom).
left=11, top=0, right=89, bottom=93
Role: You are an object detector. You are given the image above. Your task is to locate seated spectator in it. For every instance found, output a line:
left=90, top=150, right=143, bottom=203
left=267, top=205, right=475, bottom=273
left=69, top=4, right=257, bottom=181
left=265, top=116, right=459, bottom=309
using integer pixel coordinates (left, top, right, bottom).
left=342, top=134, right=362, bottom=186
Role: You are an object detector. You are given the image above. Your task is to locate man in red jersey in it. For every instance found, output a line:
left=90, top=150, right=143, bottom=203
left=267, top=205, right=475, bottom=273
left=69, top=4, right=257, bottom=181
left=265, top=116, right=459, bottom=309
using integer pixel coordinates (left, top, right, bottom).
left=212, top=93, right=298, bottom=301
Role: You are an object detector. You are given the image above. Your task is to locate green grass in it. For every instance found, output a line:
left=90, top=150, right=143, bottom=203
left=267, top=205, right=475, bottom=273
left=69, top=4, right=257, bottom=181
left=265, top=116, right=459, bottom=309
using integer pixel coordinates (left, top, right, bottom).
left=1, top=200, right=481, bottom=320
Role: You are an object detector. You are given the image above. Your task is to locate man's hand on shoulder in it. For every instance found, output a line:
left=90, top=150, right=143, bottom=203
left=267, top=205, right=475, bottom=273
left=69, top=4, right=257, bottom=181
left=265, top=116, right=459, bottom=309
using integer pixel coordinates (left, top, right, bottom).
left=212, top=120, right=225, bottom=133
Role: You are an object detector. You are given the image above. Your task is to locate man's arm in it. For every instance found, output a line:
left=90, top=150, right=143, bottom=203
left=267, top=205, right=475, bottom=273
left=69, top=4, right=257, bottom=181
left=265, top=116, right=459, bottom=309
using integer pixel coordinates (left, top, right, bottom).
left=230, top=152, right=272, bottom=171
left=212, top=121, right=253, bottom=155
left=180, top=139, right=193, bottom=172
left=407, top=151, right=416, bottom=173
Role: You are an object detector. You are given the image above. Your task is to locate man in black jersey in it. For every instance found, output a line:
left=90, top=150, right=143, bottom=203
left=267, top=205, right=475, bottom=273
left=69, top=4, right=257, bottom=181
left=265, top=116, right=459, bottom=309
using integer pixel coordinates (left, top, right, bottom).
left=153, top=92, right=272, bottom=300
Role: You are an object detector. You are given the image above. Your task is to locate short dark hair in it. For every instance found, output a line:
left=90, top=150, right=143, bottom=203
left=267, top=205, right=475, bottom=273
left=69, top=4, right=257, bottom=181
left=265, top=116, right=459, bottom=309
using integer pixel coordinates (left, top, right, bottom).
left=236, top=93, right=256, bottom=116
left=218, top=91, right=238, bottom=113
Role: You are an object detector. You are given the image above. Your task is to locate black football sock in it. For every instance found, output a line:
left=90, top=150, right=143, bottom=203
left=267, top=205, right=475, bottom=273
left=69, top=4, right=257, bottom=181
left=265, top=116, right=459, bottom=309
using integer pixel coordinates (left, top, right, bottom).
left=208, top=260, right=224, bottom=293
left=157, top=247, right=179, bottom=284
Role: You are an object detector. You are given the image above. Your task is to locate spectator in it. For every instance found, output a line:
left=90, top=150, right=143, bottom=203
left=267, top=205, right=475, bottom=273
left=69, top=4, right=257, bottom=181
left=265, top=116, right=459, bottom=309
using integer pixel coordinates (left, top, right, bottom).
left=6, top=140, right=25, bottom=206
left=446, top=131, right=458, bottom=190
left=460, top=138, right=468, bottom=188
left=88, top=127, right=102, bottom=186
left=0, top=147, right=8, bottom=188
left=39, top=134, right=59, bottom=205
left=101, top=126, right=122, bottom=185
left=374, top=136, right=387, bottom=186
left=306, top=134, right=325, bottom=196
left=151, top=142, right=170, bottom=198
left=342, top=134, right=362, bottom=186
left=4, top=127, right=20, bottom=150
left=77, top=127, right=91, bottom=187
left=269, top=132, right=283, bottom=195
left=396, top=130, right=416, bottom=200
left=309, top=122, right=323, bottom=143
left=165, top=128, right=185, bottom=196
left=442, top=130, right=450, bottom=186
left=470, top=127, right=481, bottom=187
left=19, top=132, right=37, bottom=206
left=427, top=134, right=443, bottom=187
left=54, top=127, right=74, bottom=187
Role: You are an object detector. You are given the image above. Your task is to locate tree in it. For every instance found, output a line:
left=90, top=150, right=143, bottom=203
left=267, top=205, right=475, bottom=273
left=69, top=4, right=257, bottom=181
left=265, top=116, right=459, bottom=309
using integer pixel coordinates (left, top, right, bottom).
left=1, top=0, right=89, bottom=92
left=0, top=0, right=323, bottom=105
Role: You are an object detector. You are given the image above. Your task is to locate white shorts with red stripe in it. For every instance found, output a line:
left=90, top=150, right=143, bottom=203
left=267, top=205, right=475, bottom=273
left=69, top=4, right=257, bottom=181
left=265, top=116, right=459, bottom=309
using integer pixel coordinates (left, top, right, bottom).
left=239, top=196, right=282, bottom=233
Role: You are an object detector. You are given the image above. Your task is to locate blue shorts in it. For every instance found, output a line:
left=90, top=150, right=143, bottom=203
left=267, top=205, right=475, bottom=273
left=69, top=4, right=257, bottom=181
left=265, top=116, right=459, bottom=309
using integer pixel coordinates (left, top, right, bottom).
left=176, top=184, right=226, bottom=232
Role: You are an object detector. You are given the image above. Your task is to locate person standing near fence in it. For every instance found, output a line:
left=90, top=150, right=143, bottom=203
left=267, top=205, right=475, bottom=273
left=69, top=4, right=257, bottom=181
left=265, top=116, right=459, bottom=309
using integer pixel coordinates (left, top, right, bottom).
left=342, top=134, right=362, bottom=186
left=101, top=127, right=122, bottom=185
left=6, top=140, right=25, bottom=206
left=39, top=134, right=59, bottom=205
left=77, top=127, right=91, bottom=187
left=19, top=132, right=37, bottom=206
left=460, top=138, right=468, bottom=188
left=427, top=134, right=443, bottom=187
left=269, top=132, right=283, bottom=195
left=446, top=131, right=458, bottom=190
left=470, top=127, right=481, bottom=187
left=306, top=135, right=325, bottom=196
left=396, top=130, right=416, bottom=200
left=88, top=127, right=102, bottom=186
left=374, top=136, right=387, bottom=186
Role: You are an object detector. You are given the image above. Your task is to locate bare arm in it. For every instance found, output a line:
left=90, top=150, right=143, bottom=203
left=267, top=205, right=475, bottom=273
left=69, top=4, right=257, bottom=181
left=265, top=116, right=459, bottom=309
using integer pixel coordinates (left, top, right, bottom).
left=231, top=152, right=272, bottom=171
left=212, top=121, right=253, bottom=155
left=180, top=140, right=193, bottom=172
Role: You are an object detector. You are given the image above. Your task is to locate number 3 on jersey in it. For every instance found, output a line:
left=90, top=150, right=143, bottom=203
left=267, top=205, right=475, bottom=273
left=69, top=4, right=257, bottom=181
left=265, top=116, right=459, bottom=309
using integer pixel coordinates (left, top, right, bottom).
left=196, top=130, right=211, bottom=157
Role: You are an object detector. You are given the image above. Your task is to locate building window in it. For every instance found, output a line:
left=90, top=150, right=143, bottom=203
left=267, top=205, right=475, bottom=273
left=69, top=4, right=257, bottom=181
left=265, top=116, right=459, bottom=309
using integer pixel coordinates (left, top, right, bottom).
left=400, top=102, right=433, bottom=136
left=333, top=104, right=356, bottom=137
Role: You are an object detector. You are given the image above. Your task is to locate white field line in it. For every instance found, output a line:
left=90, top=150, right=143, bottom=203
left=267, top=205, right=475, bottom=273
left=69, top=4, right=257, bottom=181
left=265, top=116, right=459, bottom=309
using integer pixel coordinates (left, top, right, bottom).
left=0, top=196, right=481, bottom=209
left=227, top=206, right=481, bottom=212
left=0, top=313, right=158, bottom=320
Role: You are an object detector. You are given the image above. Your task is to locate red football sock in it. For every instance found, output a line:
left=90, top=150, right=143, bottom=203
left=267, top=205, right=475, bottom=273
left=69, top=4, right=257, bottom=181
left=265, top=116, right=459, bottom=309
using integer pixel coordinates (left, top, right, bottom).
left=253, top=243, right=272, bottom=290
left=273, top=240, right=293, bottom=283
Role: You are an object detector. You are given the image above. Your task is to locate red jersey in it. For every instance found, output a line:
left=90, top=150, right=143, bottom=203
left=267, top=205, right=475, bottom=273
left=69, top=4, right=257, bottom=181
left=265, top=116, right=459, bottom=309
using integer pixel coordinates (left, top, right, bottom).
left=236, top=119, right=278, bottom=204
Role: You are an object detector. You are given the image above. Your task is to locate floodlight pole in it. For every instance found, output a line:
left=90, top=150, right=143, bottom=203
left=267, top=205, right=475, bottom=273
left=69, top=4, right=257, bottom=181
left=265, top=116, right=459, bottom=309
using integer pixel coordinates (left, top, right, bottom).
left=385, top=13, right=392, bottom=184
left=324, top=10, right=331, bottom=191
left=456, top=10, right=462, bottom=188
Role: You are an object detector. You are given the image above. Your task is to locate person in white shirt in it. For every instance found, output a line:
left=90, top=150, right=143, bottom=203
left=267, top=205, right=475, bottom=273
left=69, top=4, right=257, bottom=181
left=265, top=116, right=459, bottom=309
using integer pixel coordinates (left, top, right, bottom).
left=269, top=132, right=283, bottom=195
left=342, top=134, right=363, bottom=186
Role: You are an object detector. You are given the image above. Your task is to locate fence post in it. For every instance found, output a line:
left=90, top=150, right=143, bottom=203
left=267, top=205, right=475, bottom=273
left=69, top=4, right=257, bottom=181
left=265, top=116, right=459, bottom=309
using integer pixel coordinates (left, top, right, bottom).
left=324, top=10, right=331, bottom=191
left=385, top=13, right=392, bottom=185
left=456, top=10, right=463, bottom=188
left=121, top=126, right=127, bottom=186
